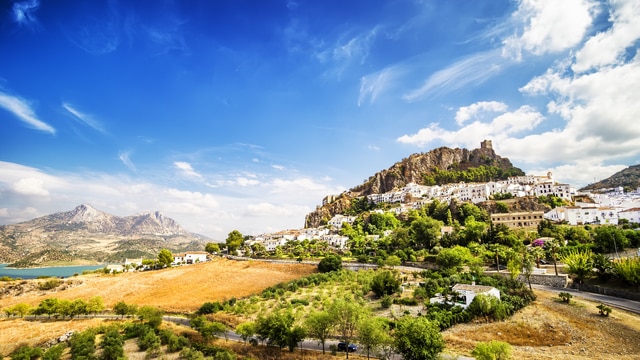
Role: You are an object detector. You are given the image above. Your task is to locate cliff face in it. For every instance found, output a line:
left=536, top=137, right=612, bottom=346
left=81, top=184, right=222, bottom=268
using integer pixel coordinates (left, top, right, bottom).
left=305, top=142, right=524, bottom=228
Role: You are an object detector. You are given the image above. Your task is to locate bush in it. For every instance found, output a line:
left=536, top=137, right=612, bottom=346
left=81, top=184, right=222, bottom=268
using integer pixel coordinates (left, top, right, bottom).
left=318, top=254, right=342, bottom=273
left=380, top=295, right=393, bottom=309
left=371, top=270, right=401, bottom=297
left=597, top=304, right=612, bottom=317
left=559, top=292, right=573, bottom=303
left=11, top=345, right=42, bottom=360
left=613, top=257, right=640, bottom=286
left=42, top=344, right=64, bottom=360
left=69, top=330, right=96, bottom=360
left=472, top=340, right=512, bottom=360
left=197, top=301, right=224, bottom=315
left=38, top=279, right=62, bottom=291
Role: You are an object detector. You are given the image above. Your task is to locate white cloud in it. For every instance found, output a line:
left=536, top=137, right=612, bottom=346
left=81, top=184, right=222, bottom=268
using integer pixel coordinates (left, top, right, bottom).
left=174, top=161, right=203, bottom=179
left=271, top=165, right=285, bottom=170
left=62, top=103, right=106, bottom=133
left=455, top=101, right=508, bottom=125
left=12, top=177, right=49, bottom=197
left=119, top=151, right=137, bottom=172
left=403, top=50, right=503, bottom=101
left=572, top=0, right=640, bottom=73
left=358, top=67, right=399, bottom=106
left=503, top=0, right=598, bottom=60
left=0, top=91, right=55, bottom=134
left=397, top=105, right=543, bottom=149
left=12, top=0, right=40, bottom=31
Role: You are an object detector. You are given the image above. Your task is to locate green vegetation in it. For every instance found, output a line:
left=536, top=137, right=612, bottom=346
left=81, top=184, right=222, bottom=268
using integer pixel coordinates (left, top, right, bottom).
left=423, top=165, right=523, bottom=186
left=472, top=340, right=512, bottom=360
left=318, top=254, right=342, bottom=273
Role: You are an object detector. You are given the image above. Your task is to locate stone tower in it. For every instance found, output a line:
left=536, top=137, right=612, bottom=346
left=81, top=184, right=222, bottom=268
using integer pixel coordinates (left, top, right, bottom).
left=481, top=139, right=493, bottom=150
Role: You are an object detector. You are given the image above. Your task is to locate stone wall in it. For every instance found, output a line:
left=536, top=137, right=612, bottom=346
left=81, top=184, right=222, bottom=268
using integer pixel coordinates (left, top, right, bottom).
left=487, top=270, right=569, bottom=288
left=570, top=283, right=640, bottom=301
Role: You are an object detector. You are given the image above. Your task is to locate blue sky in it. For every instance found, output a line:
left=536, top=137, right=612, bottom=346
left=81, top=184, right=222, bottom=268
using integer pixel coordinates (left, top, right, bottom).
left=1, top=0, right=639, bottom=240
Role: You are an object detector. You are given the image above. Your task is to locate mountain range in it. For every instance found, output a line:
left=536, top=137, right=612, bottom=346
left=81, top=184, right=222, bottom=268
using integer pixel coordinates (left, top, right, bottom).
left=0, top=204, right=208, bottom=267
left=580, top=164, right=640, bottom=192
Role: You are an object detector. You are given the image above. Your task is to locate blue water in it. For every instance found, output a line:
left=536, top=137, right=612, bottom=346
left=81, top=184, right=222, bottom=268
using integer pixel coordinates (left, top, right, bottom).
left=0, top=264, right=105, bottom=279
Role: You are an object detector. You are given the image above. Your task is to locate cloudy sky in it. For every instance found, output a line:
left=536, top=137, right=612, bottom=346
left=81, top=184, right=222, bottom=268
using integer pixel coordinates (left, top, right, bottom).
left=1, top=0, right=639, bottom=240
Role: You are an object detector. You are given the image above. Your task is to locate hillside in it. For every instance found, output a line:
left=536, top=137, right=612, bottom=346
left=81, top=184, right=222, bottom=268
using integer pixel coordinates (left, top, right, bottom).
left=0, top=204, right=208, bottom=266
left=305, top=141, right=525, bottom=228
left=580, top=164, right=640, bottom=192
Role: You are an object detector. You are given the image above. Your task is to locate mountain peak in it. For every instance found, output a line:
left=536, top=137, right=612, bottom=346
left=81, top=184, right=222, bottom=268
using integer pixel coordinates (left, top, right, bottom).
left=70, top=203, right=109, bottom=223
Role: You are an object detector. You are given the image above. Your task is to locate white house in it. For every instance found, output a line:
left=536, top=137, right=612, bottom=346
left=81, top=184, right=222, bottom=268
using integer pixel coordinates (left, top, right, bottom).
left=430, top=283, right=500, bottom=309
left=618, top=207, right=640, bottom=224
left=173, top=251, right=208, bottom=265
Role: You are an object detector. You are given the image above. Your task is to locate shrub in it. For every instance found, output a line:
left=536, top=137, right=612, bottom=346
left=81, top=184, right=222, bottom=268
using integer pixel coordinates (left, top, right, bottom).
left=472, top=340, right=512, bottom=360
left=380, top=295, right=393, bottom=309
left=38, top=278, right=62, bottom=291
left=69, top=330, right=96, bottom=360
left=42, top=344, right=64, bottom=360
left=559, top=292, right=573, bottom=303
left=597, top=304, right=612, bottom=317
left=10, top=345, right=42, bottom=360
left=197, top=301, right=224, bottom=315
left=371, top=270, right=401, bottom=297
left=612, top=257, right=640, bottom=286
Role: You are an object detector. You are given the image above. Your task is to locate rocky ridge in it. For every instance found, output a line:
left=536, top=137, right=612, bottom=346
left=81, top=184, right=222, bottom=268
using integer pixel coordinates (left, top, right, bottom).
left=305, top=141, right=525, bottom=228
left=580, top=164, right=640, bottom=192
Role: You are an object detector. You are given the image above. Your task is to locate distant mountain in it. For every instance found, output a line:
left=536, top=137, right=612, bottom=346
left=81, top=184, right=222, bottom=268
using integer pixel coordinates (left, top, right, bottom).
left=0, top=204, right=208, bottom=267
left=305, top=141, right=525, bottom=228
left=580, top=164, right=640, bottom=192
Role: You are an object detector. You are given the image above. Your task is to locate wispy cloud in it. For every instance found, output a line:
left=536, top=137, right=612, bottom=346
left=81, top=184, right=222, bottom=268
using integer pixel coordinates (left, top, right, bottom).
left=403, top=50, right=504, bottom=101
left=118, top=151, right=137, bottom=172
left=174, top=161, right=203, bottom=179
left=12, top=0, right=41, bottom=31
left=0, top=91, right=55, bottom=134
left=455, top=101, right=508, bottom=125
left=358, top=66, right=401, bottom=106
left=62, top=103, right=107, bottom=133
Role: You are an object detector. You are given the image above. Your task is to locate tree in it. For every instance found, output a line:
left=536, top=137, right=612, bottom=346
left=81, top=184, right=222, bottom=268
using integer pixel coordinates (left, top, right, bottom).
left=594, top=226, right=629, bottom=254
left=255, top=311, right=295, bottom=352
left=304, top=311, right=334, bottom=354
left=7, top=303, right=31, bottom=318
left=410, top=217, right=442, bottom=250
left=35, top=298, right=58, bottom=318
left=157, top=248, right=174, bottom=267
left=318, top=254, right=342, bottom=273
left=393, top=316, right=445, bottom=360
left=137, top=305, right=164, bottom=329
left=544, top=239, right=561, bottom=276
left=329, top=297, right=367, bottom=359
left=370, top=270, right=401, bottom=298
left=205, top=242, right=220, bottom=254
left=436, top=246, right=473, bottom=273
left=69, top=330, right=96, bottom=360
left=226, top=230, right=244, bottom=254
left=357, top=317, right=389, bottom=360
left=235, top=322, right=256, bottom=344
left=87, top=296, right=105, bottom=315
left=113, top=301, right=129, bottom=318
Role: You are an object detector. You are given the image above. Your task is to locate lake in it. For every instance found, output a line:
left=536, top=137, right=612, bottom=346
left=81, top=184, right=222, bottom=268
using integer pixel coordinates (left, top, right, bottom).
left=0, top=264, right=106, bottom=279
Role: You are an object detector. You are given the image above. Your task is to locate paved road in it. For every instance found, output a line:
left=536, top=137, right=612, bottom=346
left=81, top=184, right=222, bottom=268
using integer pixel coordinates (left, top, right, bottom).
left=532, top=285, right=640, bottom=315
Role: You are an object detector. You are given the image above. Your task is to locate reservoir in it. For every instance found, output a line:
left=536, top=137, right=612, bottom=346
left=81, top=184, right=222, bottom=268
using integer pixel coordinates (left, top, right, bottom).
left=0, top=264, right=105, bottom=279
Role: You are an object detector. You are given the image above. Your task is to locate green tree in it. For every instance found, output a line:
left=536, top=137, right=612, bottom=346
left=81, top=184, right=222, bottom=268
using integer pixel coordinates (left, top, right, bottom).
left=205, top=242, right=221, bottom=254
left=226, top=230, right=244, bottom=254
left=87, top=296, right=105, bottom=315
left=35, top=298, right=58, bottom=318
left=357, top=317, right=389, bottom=360
left=436, top=246, right=473, bottom=273
left=393, top=316, right=445, bottom=360
left=472, top=340, right=512, bottom=360
left=318, top=254, right=342, bottom=273
left=370, top=270, right=401, bottom=298
left=304, top=311, right=334, bottom=354
left=410, top=217, right=442, bottom=250
left=255, top=311, right=295, bottom=352
left=594, top=226, right=629, bottom=254
left=235, top=322, right=256, bottom=344
left=157, top=248, right=174, bottom=267
left=137, top=305, right=164, bottom=329
left=329, top=297, right=367, bottom=359
left=113, top=301, right=129, bottom=318
left=7, top=303, right=31, bottom=318
left=70, top=299, right=88, bottom=318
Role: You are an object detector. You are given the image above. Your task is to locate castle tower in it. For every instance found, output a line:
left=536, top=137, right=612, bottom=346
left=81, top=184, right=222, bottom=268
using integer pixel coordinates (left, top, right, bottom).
left=481, top=139, right=493, bottom=150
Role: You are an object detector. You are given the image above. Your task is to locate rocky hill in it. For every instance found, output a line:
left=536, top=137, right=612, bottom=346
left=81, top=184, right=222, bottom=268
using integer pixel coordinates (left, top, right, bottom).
left=0, top=204, right=207, bottom=266
left=580, top=164, right=640, bottom=192
left=305, top=141, right=525, bottom=228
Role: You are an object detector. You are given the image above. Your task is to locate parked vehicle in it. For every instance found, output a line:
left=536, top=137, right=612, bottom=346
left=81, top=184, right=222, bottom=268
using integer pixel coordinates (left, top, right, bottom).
left=337, top=342, right=358, bottom=352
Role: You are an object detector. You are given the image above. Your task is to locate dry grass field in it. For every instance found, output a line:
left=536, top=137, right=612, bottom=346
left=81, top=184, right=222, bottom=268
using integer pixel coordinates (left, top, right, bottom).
left=0, top=258, right=316, bottom=313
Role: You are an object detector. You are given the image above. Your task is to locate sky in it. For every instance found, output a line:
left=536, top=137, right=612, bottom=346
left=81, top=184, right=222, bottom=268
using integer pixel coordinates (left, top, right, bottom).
left=1, top=0, right=639, bottom=240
